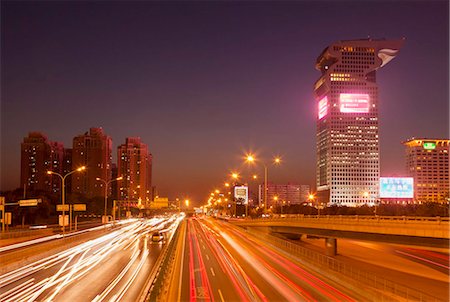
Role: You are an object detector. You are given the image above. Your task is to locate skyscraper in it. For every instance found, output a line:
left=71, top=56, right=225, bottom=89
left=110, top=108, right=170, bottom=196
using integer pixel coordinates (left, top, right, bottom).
left=117, top=137, right=152, bottom=206
left=404, top=138, right=449, bottom=203
left=314, top=39, right=404, bottom=206
left=72, top=128, right=112, bottom=198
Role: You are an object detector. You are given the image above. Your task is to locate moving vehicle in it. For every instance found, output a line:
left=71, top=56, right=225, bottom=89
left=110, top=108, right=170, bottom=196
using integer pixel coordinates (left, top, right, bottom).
left=151, top=231, right=164, bottom=242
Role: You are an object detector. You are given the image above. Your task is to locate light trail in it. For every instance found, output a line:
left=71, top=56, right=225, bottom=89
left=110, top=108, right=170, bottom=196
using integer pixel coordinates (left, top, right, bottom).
left=0, top=215, right=184, bottom=302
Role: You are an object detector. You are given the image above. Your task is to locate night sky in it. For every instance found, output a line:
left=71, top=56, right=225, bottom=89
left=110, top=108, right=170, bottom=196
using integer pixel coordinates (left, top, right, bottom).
left=1, top=1, right=448, bottom=204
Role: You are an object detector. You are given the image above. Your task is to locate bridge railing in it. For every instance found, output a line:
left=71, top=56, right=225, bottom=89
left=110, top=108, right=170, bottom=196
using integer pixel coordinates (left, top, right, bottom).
left=243, top=214, right=449, bottom=224
left=244, top=228, right=440, bottom=301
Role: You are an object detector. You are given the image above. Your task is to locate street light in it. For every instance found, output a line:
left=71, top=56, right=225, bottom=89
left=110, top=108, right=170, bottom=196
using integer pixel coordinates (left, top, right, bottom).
left=245, top=153, right=281, bottom=214
left=47, top=166, right=86, bottom=236
left=96, top=176, right=123, bottom=223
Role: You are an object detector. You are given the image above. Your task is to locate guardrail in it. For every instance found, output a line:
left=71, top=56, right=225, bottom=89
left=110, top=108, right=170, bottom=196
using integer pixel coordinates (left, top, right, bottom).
left=143, top=219, right=185, bottom=302
left=243, top=214, right=449, bottom=223
left=244, top=228, right=440, bottom=301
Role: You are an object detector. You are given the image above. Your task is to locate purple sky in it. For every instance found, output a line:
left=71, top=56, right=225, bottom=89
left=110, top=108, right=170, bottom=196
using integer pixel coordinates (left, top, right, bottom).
left=1, top=1, right=448, bottom=204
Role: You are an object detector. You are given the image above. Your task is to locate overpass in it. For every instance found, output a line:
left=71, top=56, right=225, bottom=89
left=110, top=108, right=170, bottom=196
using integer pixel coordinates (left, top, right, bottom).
left=230, top=215, right=450, bottom=255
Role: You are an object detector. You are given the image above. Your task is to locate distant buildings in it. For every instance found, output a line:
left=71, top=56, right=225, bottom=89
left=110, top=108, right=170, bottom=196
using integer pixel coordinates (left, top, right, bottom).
left=259, top=183, right=310, bottom=207
left=72, top=128, right=112, bottom=199
left=404, top=138, right=449, bottom=203
left=117, top=137, right=153, bottom=206
left=19, top=129, right=154, bottom=203
left=314, top=38, right=404, bottom=206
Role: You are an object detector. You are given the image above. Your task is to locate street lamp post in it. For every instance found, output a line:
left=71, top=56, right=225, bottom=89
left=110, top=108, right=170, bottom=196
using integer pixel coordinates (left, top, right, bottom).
left=96, top=176, right=123, bottom=223
left=245, top=154, right=281, bottom=215
left=47, top=166, right=86, bottom=236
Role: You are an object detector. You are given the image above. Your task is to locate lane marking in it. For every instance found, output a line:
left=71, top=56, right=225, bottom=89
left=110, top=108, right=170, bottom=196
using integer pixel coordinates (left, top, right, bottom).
left=210, top=267, right=216, bottom=277
left=218, top=289, right=225, bottom=302
left=206, top=254, right=210, bottom=261
left=395, top=250, right=450, bottom=269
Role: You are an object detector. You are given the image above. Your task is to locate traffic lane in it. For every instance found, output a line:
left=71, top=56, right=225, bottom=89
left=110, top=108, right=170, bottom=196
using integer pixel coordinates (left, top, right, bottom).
left=205, top=219, right=304, bottom=301
left=52, top=238, right=163, bottom=302
left=208, top=219, right=357, bottom=301
left=192, top=218, right=250, bottom=302
left=393, top=246, right=449, bottom=275
left=299, top=237, right=449, bottom=281
left=0, top=218, right=173, bottom=301
left=186, top=218, right=242, bottom=302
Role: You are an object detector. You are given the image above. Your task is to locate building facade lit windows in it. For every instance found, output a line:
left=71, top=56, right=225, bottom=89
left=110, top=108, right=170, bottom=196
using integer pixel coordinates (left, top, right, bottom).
left=20, top=132, right=64, bottom=194
left=72, top=128, right=112, bottom=198
left=314, top=39, right=404, bottom=206
left=404, top=138, right=449, bottom=203
left=117, top=137, right=153, bottom=207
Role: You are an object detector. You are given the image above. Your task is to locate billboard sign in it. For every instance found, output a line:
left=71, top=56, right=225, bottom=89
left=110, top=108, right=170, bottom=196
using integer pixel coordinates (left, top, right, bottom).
left=340, top=93, right=370, bottom=113
left=19, top=199, right=40, bottom=206
left=318, top=96, right=328, bottom=119
left=56, top=204, right=70, bottom=211
left=73, top=204, right=86, bottom=211
left=379, top=177, right=414, bottom=198
left=423, top=142, right=436, bottom=150
left=234, top=186, right=248, bottom=205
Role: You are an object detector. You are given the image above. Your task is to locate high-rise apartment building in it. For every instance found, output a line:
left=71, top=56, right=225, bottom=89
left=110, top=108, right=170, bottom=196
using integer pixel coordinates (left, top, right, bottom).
left=404, top=138, right=449, bottom=203
left=117, top=137, right=152, bottom=206
left=21, top=132, right=65, bottom=194
left=314, top=39, right=404, bottom=206
left=21, top=132, right=52, bottom=193
left=72, top=128, right=112, bottom=198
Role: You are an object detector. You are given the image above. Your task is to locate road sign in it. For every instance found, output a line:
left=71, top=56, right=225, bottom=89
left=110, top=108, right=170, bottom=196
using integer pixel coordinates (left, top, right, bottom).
left=56, top=204, right=70, bottom=211
left=59, top=215, right=69, bottom=226
left=5, top=213, right=11, bottom=225
left=73, top=204, right=86, bottom=211
left=0, top=196, right=4, bottom=206
left=19, top=199, right=40, bottom=206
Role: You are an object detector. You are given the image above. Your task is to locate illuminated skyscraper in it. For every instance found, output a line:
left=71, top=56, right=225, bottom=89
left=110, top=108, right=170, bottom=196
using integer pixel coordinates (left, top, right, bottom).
left=117, top=137, right=153, bottom=206
left=72, top=128, right=112, bottom=198
left=314, top=39, right=404, bottom=206
left=404, top=138, right=449, bottom=203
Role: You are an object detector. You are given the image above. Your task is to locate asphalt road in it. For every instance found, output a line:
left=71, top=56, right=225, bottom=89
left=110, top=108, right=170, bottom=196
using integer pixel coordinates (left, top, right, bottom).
left=0, top=215, right=183, bottom=302
left=180, top=217, right=360, bottom=301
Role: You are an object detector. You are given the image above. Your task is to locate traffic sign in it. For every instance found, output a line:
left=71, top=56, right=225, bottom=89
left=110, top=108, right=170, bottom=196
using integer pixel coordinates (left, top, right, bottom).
left=73, top=204, right=86, bottom=211
left=19, top=199, right=40, bottom=206
left=56, top=204, right=70, bottom=211
left=0, top=196, right=4, bottom=206
left=59, top=215, right=69, bottom=226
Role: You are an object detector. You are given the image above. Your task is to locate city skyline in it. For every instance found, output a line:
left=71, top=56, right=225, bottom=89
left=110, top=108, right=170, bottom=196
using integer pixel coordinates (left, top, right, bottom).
left=1, top=1, right=448, bottom=203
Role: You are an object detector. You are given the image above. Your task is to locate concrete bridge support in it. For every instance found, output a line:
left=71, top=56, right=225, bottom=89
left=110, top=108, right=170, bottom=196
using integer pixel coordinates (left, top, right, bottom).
left=325, top=238, right=337, bottom=256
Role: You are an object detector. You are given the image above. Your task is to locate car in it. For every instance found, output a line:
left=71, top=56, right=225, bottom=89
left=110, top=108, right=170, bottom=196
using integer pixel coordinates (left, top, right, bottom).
left=151, top=231, right=164, bottom=242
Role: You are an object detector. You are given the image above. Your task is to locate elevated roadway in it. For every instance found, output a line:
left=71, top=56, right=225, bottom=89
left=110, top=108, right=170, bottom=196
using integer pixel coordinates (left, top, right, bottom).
left=231, top=215, right=450, bottom=253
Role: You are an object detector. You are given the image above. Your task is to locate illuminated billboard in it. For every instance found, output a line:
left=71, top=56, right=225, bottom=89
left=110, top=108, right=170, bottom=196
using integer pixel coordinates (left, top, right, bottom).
left=423, top=142, right=436, bottom=150
left=318, top=96, right=328, bottom=119
left=340, top=93, right=370, bottom=113
left=379, top=177, right=414, bottom=198
left=234, top=186, right=248, bottom=204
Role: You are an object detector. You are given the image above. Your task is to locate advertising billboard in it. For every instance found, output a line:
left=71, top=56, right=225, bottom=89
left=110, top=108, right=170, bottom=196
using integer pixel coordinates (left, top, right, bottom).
left=318, top=96, right=328, bottom=119
left=339, top=93, right=370, bottom=113
left=234, top=186, right=248, bottom=204
left=423, top=142, right=436, bottom=150
left=379, top=177, right=414, bottom=198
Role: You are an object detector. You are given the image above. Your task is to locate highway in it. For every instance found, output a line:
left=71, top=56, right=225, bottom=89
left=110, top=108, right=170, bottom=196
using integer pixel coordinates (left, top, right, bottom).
left=180, top=217, right=361, bottom=301
left=0, top=215, right=184, bottom=302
